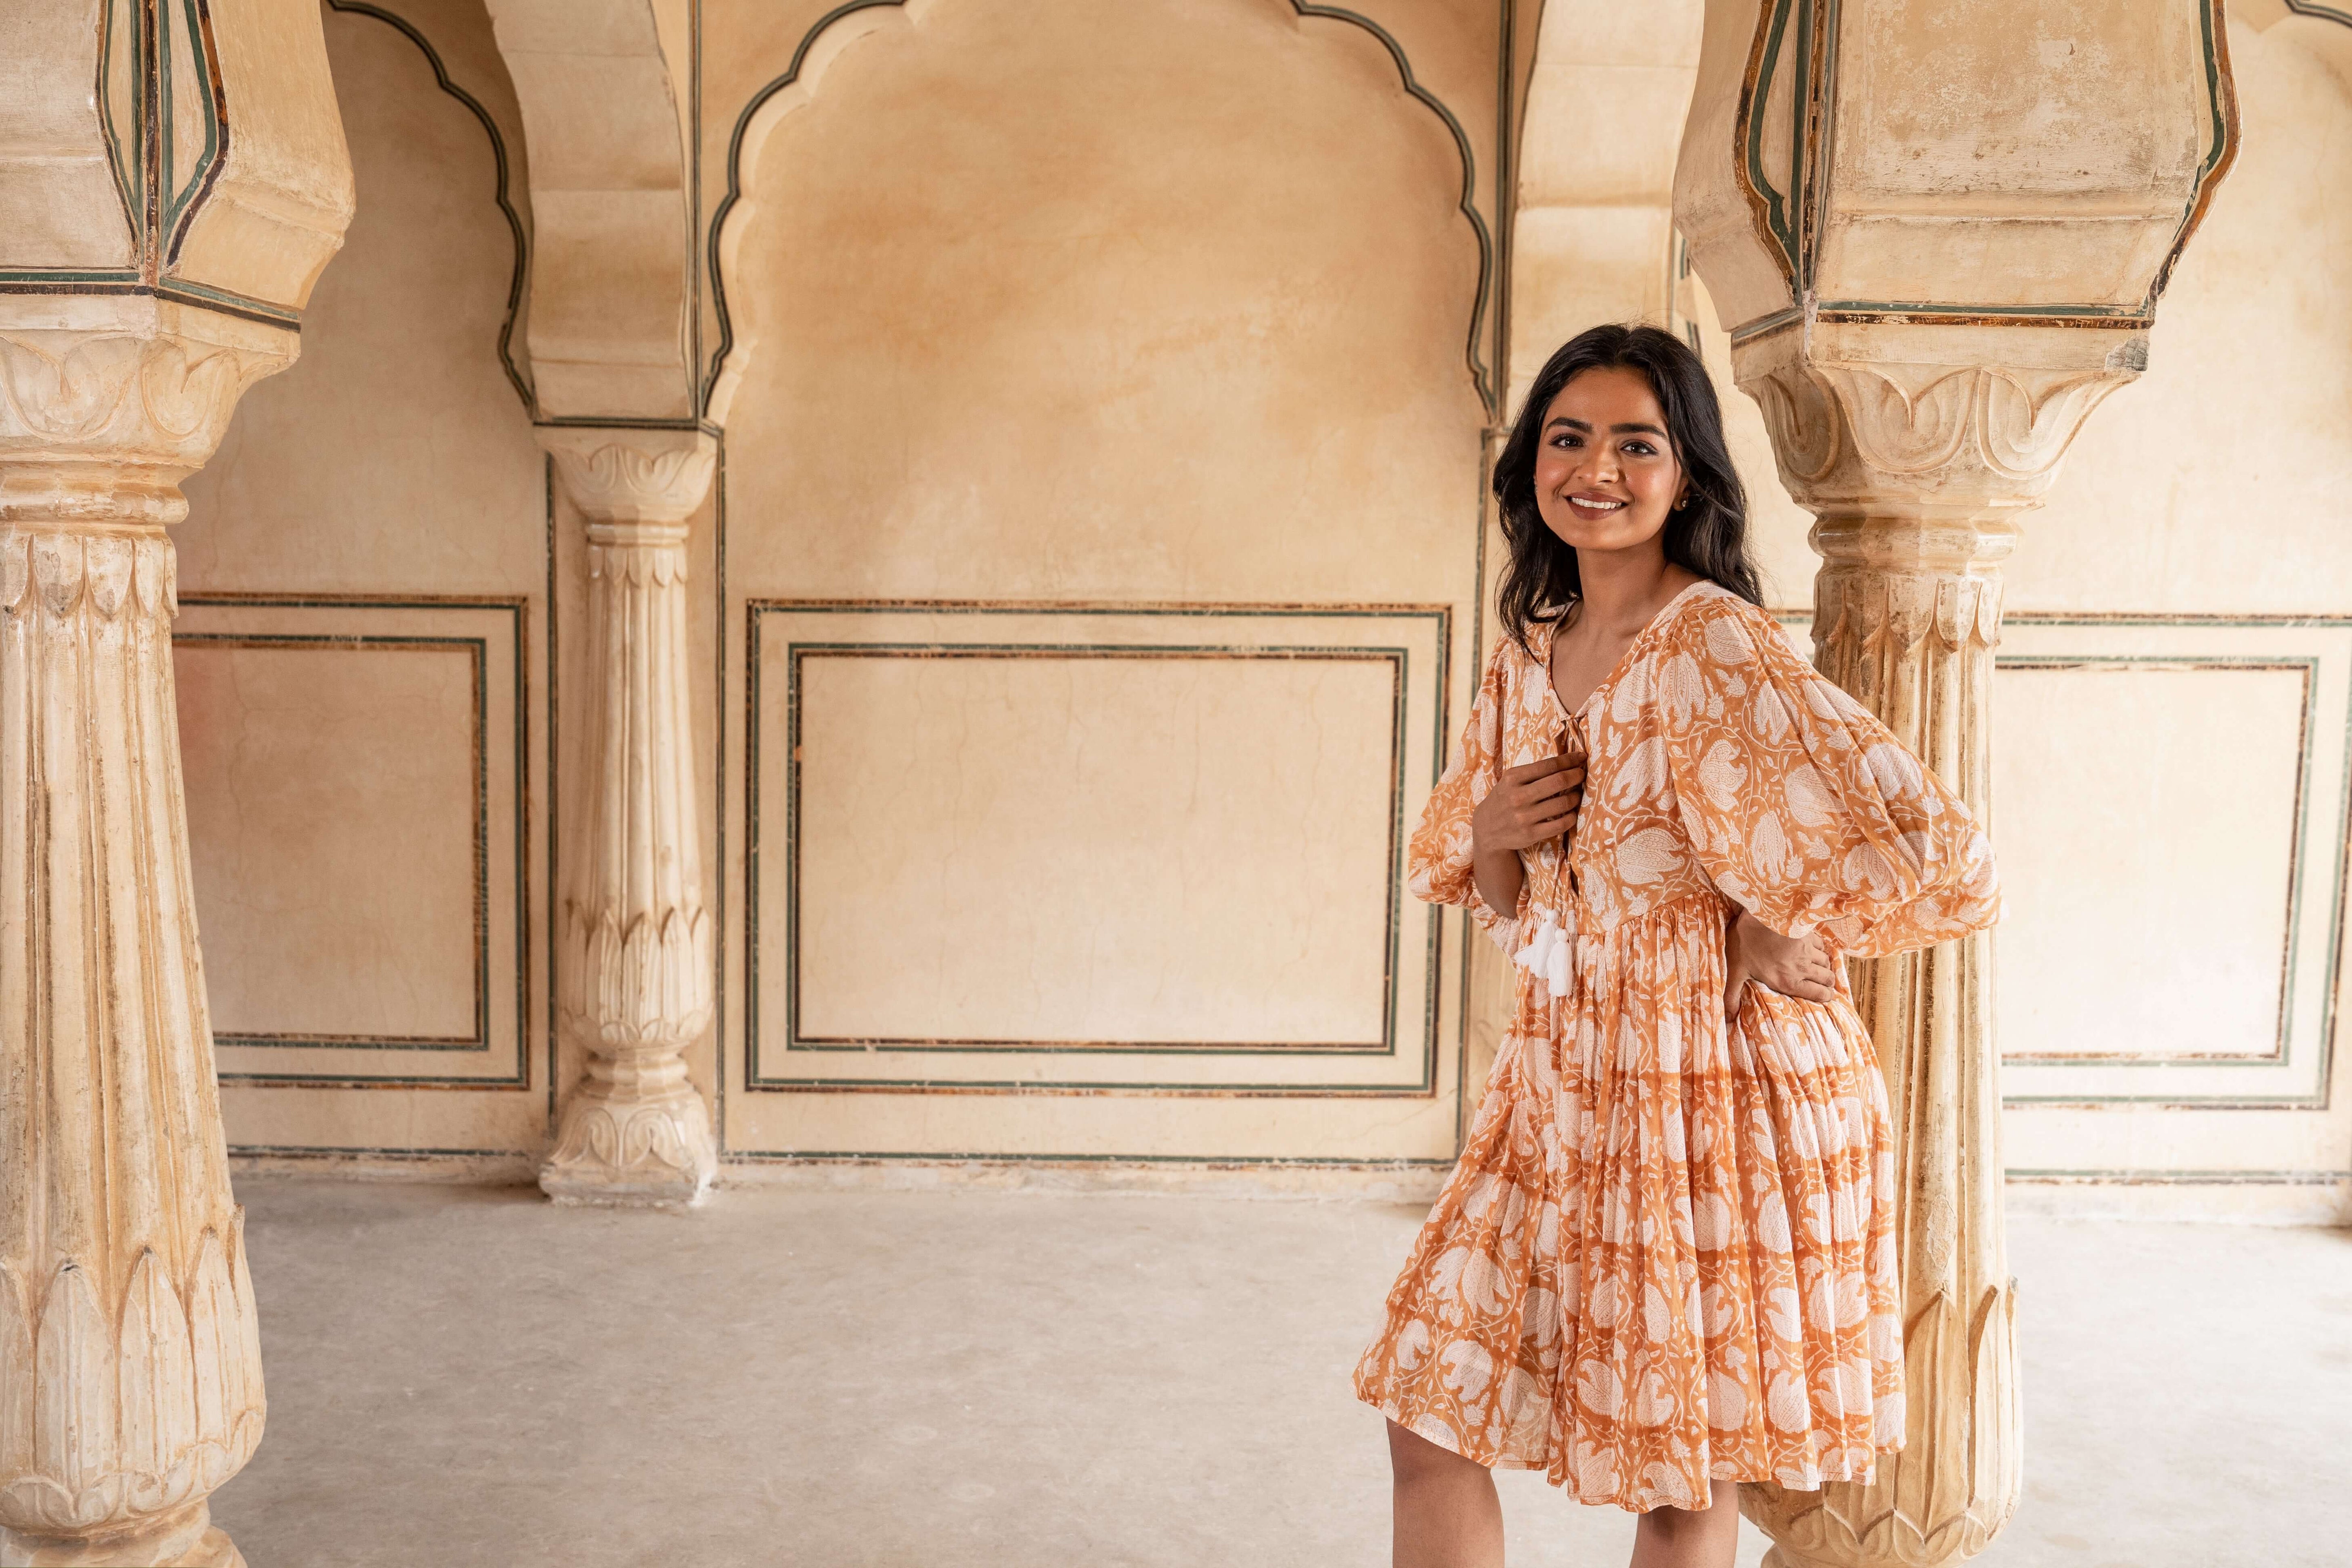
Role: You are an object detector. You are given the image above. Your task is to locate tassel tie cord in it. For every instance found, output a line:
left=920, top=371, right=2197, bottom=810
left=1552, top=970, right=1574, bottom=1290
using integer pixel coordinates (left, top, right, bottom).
left=1513, top=909, right=1576, bottom=1000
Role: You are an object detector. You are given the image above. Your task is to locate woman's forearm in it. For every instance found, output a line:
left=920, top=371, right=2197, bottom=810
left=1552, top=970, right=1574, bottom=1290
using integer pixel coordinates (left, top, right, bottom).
left=1472, top=848, right=1525, bottom=924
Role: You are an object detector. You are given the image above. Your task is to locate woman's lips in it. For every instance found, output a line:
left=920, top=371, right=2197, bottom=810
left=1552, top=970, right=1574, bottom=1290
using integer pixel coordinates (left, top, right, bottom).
left=1565, top=494, right=1628, bottom=521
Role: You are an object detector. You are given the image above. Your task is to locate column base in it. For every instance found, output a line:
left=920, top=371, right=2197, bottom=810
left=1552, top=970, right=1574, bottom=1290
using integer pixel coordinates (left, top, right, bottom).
left=2, top=1506, right=241, bottom=1568
left=539, top=1085, right=718, bottom=1208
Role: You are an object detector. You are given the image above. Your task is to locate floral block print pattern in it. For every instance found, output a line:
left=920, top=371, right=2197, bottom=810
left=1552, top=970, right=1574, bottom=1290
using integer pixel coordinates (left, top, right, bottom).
left=1354, top=582, right=2000, bottom=1513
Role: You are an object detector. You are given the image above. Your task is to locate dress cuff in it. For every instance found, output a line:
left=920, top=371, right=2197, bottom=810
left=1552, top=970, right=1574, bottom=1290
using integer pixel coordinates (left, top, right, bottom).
left=1462, top=867, right=1527, bottom=956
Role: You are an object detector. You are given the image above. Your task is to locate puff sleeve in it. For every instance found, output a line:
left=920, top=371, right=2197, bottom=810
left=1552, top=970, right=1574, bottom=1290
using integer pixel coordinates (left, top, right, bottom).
left=1408, top=638, right=1524, bottom=953
left=1655, top=596, right=2001, bottom=958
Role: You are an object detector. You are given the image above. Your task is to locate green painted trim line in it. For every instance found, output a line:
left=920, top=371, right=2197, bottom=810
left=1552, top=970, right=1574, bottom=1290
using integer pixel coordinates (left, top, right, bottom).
left=159, top=0, right=227, bottom=261
left=2003, top=1094, right=2329, bottom=1109
left=534, top=415, right=706, bottom=432
left=0, top=274, right=298, bottom=331
left=749, top=599, right=1455, bottom=620
left=1729, top=305, right=1801, bottom=347
left=1815, top=300, right=2152, bottom=323
left=719, top=1150, right=1456, bottom=1166
left=218, top=1074, right=526, bottom=1087
left=153, top=277, right=297, bottom=325
left=2005, top=1167, right=2348, bottom=1185
left=701, top=0, right=1500, bottom=417
left=1491, top=0, right=1514, bottom=423
left=771, top=640, right=1411, bottom=1060
left=178, top=629, right=495, bottom=1063
left=227, top=1144, right=537, bottom=1158
left=714, top=433, right=731, bottom=1149
left=1742, top=0, right=1802, bottom=281
left=96, top=0, right=140, bottom=247
left=2286, top=0, right=2352, bottom=25
left=543, top=454, right=561, bottom=1132
left=2002, top=613, right=2352, bottom=630
left=739, top=602, right=1449, bottom=1098
left=2145, top=0, right=2237, bottom=307
left=215, top=1036, right=482, bottom=1051
left=324, top=0, right=536, bottom=411
left=0, top=269, right=143, bottom=285
left=179, top=598, right=536, bottom=1091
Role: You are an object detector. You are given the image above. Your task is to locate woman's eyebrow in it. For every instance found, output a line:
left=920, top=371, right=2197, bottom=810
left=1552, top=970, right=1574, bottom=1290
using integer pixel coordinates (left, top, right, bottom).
left=1541, top=416, right=1667, bottom=438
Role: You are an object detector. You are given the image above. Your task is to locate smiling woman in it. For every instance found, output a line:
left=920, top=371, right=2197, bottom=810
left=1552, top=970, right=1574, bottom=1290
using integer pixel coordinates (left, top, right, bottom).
left=1355, top=325, right=2002, bottom=1568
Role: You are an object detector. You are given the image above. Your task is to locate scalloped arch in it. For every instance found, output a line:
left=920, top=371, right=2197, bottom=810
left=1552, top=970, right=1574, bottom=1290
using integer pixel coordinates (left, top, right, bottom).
left=699, top=0, right=1497, bottom=426
left=326, top=0, right=535, bottom=410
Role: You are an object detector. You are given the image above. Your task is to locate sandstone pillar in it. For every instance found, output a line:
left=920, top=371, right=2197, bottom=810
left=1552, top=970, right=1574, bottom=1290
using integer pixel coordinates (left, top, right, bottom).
left=1731, top=323, right=2133, bottom=1565
left=0, top=0, right=352, bottom=1560
left=1671, top=2, right=2235, bottom=1562
left=0, top=310, right=290, bottom=1568
left=537, top=430, right=719, bottom=1207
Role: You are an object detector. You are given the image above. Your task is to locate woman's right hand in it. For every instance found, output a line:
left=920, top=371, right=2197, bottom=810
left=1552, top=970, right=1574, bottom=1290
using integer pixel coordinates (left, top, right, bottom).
left=1472, top=755, right=1584, bottom=856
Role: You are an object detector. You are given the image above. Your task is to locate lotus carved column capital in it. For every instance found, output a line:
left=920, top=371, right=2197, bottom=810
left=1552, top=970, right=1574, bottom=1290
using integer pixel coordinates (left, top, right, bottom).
left=1732, top=321, right=2141, bottom=531
left=535, top=427, right=716, bottom=528
left=0, top=307, right=297, bottom=529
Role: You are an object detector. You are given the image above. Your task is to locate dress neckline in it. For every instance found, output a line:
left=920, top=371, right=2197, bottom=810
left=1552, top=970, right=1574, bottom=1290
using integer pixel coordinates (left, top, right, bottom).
left=1539, top=578, right=1721, bottom=724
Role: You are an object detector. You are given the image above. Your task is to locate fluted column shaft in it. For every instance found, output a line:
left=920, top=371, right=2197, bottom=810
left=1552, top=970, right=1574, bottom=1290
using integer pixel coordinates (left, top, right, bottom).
left=539, top=430, right=718, bottom=1207
left=0, top=316, right=294, bottom=1568
left=1733, top=322, right=2136, bottom=1568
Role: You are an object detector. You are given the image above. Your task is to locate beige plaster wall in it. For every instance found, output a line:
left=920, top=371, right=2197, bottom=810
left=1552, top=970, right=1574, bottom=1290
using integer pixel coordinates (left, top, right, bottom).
left=706, top=0, right=1494, bottom=1163
left=177, top=0, right=552, bottom=1168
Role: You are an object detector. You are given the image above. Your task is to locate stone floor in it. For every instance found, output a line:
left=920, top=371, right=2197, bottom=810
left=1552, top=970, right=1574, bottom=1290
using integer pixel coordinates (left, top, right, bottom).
left=206, top=1179, right=2352, bottom=1568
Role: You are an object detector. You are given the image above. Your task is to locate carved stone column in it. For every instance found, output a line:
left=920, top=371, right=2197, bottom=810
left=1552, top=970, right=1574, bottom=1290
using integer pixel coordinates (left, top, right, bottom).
left=1731, top=320, right=2136, bottom=1567
left=0, top=310, right=297, bottom=1568
left=2, top=0, right=350, bottom=1555
left=537, top=428, right=719, bottom=1207
left=1672, top=2, right=2234, bottom=1559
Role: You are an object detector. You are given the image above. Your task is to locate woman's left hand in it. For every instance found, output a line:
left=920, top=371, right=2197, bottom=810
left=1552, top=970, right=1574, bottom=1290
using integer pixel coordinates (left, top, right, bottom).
left=1724, top=910, right=1840, bottom=1016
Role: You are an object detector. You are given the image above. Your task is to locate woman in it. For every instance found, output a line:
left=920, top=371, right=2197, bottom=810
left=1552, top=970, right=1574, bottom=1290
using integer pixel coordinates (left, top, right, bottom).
left=1353, top=325, right=2000, bottom=1568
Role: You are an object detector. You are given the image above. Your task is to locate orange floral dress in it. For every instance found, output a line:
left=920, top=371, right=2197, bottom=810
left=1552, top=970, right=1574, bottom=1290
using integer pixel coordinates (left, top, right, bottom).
left=1353, top=581, right=2000, bottom=1512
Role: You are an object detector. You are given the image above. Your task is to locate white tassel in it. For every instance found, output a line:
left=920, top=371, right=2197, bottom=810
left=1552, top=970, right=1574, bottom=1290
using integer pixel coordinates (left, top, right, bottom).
left=1513, top=909, right=1577, bottom=1000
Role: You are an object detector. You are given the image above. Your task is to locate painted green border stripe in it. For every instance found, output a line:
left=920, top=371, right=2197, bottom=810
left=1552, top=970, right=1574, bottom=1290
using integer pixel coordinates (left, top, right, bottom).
left=738, top=602, right=1450, bottom=1100
left=182, top=597, right=537, bottom=1090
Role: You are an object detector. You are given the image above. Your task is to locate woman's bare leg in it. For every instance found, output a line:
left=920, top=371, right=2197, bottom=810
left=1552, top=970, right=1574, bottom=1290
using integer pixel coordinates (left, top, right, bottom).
left=1387, top=1420, right=1504, bottom=1568
left=1628, top=1481, right=1741, bottom=1568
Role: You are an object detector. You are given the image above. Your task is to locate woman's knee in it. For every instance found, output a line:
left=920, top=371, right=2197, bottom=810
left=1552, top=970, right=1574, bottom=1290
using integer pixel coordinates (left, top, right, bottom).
left=1385, top=1419, right=1483, bottom=1486
left=1636, top=1483, right=1741, bottom=1539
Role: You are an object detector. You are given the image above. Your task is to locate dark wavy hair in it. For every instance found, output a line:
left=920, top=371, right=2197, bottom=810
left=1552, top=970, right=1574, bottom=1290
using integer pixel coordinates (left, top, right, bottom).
left=1493, top=323, right=1762, bottom=653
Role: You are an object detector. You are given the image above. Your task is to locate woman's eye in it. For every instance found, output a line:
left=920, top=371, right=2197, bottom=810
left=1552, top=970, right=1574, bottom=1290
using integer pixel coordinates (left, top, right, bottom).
left=1624, top=441, right=1656, bottom=457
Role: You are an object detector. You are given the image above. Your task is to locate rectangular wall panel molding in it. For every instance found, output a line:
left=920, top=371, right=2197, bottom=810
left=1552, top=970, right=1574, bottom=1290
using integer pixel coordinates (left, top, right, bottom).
left=1991, top=616, right=2352, bottom=1112
left=725, top=601, right=1468, bottom=1163
left=176, top=597, right=535, bottom=1088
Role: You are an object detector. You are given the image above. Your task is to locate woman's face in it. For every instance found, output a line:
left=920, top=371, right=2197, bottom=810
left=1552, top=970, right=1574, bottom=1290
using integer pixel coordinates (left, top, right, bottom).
left=1532, top=365, right=1689, bottom=560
